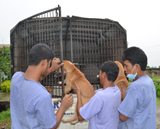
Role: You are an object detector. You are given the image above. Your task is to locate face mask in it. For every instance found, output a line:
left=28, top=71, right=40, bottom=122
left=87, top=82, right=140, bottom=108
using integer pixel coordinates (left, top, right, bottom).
left=126, top=66, right=137, bottom=80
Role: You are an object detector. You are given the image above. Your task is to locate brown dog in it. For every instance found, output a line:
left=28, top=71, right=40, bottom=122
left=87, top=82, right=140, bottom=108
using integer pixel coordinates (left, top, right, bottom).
left=61, top=60, right=95, bottom=124
left=60, top=60, right=129, bottom=124
left=45, top=86, right=53, bottom=96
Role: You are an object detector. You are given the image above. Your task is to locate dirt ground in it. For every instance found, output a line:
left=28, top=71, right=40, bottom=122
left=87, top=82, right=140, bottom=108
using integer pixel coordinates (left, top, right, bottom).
left=157, top=105, right=160, bottom=129
left=0, top=106, right=160, bottom=129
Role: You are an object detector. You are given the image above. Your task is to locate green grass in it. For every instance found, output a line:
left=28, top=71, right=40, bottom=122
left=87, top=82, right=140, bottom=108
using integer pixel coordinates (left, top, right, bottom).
left=152, top=76, right=160, bottom=82
left=157, top=97, right=160, bottom=105
left=0, top=109, right=11, bottom=123
left=147, top=73, right=160, bottom=82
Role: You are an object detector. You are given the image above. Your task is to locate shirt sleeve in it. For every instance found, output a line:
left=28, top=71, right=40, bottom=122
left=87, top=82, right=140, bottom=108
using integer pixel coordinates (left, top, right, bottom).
left=79, top=93, right=103, bottom=120
left=118, top=87, right=139, bottom=117
left=35, top=95, right=57, bottom=129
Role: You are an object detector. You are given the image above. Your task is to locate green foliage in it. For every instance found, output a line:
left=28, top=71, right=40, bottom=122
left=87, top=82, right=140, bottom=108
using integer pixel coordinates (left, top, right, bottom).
left=0, top=46, right=11, bottom=80
left=146, top=66, right=150, bottom=69
left=128, top=79, right=133, bottom=85
left=147, top=73, right=160, bottom=82
left=157, top=97, right=160, bottom=105
left=0, top=109, right=11, bottom=123
left=155, top=82, right=160, bottom=97
left=0, top=80, right=11, bottom=92
left=146, top=66, right=160, bottom=69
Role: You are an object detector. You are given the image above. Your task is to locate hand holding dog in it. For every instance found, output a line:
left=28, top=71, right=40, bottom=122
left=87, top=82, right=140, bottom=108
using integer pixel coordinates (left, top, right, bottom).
left=61, top=94, right=73, bottom=110
left=50, top=58, right=63, bottom=71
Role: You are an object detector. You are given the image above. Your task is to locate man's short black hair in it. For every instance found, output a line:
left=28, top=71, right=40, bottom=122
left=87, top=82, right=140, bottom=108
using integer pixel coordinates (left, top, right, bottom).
left=29, top=43, right=54, bottom=66
left=122, top=47, right=147, bottom=71
left=99, top=60, right=119, bottom=82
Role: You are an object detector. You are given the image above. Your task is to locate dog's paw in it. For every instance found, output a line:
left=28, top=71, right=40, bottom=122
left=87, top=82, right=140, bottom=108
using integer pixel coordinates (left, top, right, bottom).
left=70, top=120, right=79, bottom=125
left=53, top=98, right=61, bottom=104
left=61, top=119, right=67, bottom=123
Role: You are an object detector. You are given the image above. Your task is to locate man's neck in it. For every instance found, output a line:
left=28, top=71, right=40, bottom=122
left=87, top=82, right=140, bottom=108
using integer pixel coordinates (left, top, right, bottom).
left=103, top=81, right=114, bottom=90
left=23, top=66, right=41, bottom=82
left=135, top=71, right=146, bottom=81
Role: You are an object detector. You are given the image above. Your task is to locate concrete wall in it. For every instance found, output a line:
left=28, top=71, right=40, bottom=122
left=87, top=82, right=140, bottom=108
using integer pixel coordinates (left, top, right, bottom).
left=0, top=44, right=10, bottom=48
left=146, top=69, right=160, bottom=76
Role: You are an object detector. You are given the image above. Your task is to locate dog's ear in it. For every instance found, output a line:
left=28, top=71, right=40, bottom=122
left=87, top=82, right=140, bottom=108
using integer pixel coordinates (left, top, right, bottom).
left=62, top=60, right=74, bottom=72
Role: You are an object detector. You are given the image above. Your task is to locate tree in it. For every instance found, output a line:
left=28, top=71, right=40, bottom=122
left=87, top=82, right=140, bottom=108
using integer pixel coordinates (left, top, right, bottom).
left=0, top=46, right=11, bottom=80
left=146, top=66, right=150, bottom=69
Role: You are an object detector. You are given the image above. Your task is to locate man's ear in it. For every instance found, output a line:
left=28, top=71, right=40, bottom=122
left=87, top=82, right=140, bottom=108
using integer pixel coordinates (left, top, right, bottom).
left=135, top=64, right=140, bottom=70
left=102, top=72, right=106, bottom=78
left=136, top=64, right=142, bottom=72
left=41, top=59, right=48, bottom=66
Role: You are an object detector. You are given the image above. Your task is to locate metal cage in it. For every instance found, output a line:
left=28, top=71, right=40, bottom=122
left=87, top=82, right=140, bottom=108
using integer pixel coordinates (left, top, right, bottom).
left=10, top=6, right=127, bottom=97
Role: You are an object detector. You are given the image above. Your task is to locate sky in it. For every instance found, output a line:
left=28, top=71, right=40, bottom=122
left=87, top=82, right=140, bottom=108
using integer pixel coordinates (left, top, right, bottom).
left=0, top=0, right=160, bottom=67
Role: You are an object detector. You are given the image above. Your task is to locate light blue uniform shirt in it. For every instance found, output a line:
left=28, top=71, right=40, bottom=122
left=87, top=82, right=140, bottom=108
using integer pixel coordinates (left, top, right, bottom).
left=10, top=72, right=56, bottom=129
left=80, top=85, right=121, bottom=129
left=118, top=75, right=156, bottom=129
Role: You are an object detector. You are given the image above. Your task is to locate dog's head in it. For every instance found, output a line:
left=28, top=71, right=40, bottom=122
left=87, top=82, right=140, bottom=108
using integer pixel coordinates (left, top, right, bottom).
left=58, top=60, right=74, bottom=73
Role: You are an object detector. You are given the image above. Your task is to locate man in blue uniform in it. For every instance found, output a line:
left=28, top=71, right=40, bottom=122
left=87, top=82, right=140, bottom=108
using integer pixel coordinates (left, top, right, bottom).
left=75, top=60, right=121, bottom=129
left=118, top=47, right=157, bottom=129
left=10, top=44, right=73, bottom=129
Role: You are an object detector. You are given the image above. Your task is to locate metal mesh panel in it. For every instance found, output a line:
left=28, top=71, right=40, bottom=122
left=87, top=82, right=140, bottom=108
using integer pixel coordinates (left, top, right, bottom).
left=10, top=6, right=63, bottom=97
left=62, top=16, right=127, bottom=84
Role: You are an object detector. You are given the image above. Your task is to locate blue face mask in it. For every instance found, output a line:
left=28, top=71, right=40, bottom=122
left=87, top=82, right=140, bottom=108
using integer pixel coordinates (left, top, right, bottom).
left=126, top=66, right=137, bottom=80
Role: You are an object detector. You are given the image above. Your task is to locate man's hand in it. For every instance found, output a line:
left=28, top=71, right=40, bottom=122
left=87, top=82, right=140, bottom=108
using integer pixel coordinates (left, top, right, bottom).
left=50, top=58, right=63, bottom=72
left=61, top=94, right=73, bottom=110
left=39, top=58, right=63, bottom=81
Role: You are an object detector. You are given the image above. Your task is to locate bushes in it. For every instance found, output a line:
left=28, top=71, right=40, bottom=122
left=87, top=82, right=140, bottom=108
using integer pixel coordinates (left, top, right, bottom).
left=0, top=109, right=11, bottom=123
left=0, top=46, right=11, bottom=80
left=0, top=80, right=11, bottom=92
left=155, top=82, right=160, bottom=97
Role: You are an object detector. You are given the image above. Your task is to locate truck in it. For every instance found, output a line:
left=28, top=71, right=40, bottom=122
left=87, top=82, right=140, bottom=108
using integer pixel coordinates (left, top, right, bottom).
left=10, top=5, right=127, bottom=128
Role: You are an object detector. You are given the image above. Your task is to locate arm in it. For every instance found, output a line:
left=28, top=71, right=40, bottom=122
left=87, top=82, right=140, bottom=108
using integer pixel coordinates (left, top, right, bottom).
left=40, top=58, right=63, bottom=81
left=51, top=94, right=73, bottom=129
left=118, top=86, right=138, bottom=122
left=75, top=82, right=84, bottom=121
left=119, top=112, right=128, bottom=121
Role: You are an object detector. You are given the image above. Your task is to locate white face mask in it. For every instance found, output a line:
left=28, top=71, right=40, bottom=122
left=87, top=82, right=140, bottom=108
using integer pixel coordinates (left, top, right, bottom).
left=126, top=66, right=137, bottom=80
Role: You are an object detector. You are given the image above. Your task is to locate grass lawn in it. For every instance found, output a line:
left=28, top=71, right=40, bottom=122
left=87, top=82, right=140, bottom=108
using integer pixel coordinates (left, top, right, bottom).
left=157, top=97, right=160, bottom=105
left=147, top=73, right=160, bottom=82
left=0, top=109, right=11, bottom=128
left=0, top=109, right=10, bottom=123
